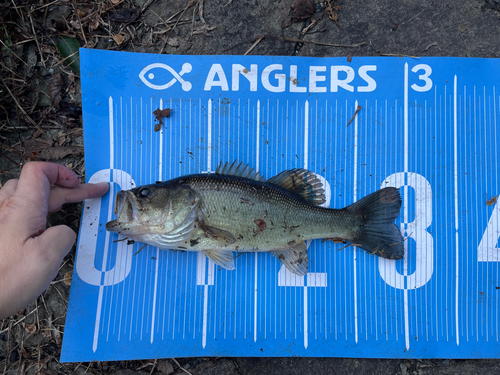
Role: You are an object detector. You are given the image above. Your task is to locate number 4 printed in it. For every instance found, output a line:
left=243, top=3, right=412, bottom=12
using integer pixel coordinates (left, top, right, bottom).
left=478, top=199, right=500, bottom=262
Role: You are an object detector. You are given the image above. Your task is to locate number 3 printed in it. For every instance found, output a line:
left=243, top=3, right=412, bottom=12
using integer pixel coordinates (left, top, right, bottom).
left=411, top=64, right=433, bottom=92
left=378, top=173, right=434, bottom=289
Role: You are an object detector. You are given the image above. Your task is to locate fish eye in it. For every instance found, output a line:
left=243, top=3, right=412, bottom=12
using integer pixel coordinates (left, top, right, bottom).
left=139, top=188, right=150, bottom=197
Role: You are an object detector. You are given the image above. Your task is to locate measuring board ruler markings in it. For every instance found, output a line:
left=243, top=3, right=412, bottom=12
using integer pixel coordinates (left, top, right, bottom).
left=61, top=51, right=500, bottom=361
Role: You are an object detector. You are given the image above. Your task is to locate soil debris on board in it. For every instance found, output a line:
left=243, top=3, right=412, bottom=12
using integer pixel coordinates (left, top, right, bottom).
left=486, top=195, right=498, bottom=206
left=153, top=108, right=173, bottom=132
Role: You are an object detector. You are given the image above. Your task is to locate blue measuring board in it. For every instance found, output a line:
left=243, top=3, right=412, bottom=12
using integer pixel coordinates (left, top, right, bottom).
left=61, top=49, right=500, bottom=361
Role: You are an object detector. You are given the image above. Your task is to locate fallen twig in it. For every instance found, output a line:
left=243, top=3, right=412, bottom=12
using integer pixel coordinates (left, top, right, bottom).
left=266, top=35, right=365, bottom=48
left=376, top=50, right=419, bottom=58
left=223, top=34, right=365, bottom=53
left=346, top=105, right=362, bottom=127
left=244, top=34, right=264, bottom=55
left=171, top=358, right=193, bottom=375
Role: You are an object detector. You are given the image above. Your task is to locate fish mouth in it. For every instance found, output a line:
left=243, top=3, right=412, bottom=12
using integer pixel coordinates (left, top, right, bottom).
left=105, top=190, right=142, bottom=234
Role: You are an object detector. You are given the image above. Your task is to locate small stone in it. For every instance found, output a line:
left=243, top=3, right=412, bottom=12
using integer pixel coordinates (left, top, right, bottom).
left=195, top=15, right=200, bottom=21
left=174, top=27, right=180, bottom=35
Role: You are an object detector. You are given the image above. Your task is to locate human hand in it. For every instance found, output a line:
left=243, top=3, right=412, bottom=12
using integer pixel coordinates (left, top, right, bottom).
left=0, top=162, right=109, bottom=319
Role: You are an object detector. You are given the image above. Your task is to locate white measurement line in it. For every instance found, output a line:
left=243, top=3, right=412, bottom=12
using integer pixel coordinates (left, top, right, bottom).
left=384, top=99, right=388, bottom=341
left=483, top=86, right=488, bottom=341
left=353, top=100, right=358, bottom=344
left=464, top=88, right=469, bottom=342
left=494, top=87, right=499, bottom=342
left=304, top=100, right=309, bottom=348
left=254, top=100, right=260, bottom=343
left=150, top=99, right=164, bottom=343
left=304, top=100, right=309, bottom=169
left=201, top=98, right=214, bottom=348
left=425, top=99, right=429, bottom=341
left=334, top=100, right=338, bottom=340
left=453, top=76, right=459, bottom=346
left=343, top=100, right=347, bottom=340
left=473, top=86, right=478, bottom=341
left=207, top=99, right=212, bottom=171
left=92, top=96, right=116, bottom=353
left=403, top=63, right=410, bottom=351
left=202, top=284, right=209, bottom=348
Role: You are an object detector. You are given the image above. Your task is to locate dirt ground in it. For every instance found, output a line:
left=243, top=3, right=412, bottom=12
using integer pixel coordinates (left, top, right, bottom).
left=1, top=0, right=500, bottom=374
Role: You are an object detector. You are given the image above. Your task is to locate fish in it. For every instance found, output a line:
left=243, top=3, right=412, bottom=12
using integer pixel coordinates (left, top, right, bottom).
left=105, top=161, right=404, bottom=275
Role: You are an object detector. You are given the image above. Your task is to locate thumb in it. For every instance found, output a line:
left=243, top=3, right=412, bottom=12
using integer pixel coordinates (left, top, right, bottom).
left=36, top=225, right=77, bottom=264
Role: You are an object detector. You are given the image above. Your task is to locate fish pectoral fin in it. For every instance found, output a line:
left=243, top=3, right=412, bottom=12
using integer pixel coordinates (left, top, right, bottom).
left=199, top=222, right=236, bottom=246
left=203, top=250, right=235, bottom=270
left=271, top=240, right=309, bottom=276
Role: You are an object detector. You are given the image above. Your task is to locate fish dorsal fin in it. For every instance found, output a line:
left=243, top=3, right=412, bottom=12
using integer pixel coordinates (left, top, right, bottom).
left=215, top=161, right=264, bottom=181
left=267, top=169, right=326, bottom=206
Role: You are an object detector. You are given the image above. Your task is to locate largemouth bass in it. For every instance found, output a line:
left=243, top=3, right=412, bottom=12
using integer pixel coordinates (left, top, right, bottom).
left=106, top=161, right=404, bottom=275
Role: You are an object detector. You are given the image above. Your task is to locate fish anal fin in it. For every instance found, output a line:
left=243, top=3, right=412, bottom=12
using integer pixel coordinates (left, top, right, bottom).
left=271, top=240, right=309, bottom=276
left=267, top=169, right=326, bottom=206
left=199, top=222, right=236, bottom=246
left=216, top=160, right=264, bottom=181
left=203, top=250, right=235, bottom=270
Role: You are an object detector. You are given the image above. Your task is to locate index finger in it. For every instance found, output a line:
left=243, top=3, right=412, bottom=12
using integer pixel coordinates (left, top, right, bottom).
left=14, top=162, right=81, bottom=213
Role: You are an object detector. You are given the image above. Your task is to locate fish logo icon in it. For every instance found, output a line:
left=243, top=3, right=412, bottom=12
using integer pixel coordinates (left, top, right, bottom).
left=139, top=62, right=192, bottom=91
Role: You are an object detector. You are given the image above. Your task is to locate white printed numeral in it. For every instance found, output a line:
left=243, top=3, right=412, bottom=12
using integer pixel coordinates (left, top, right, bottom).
left=76, top=169, right=135, bottom=286
left=411, top=64, right=433, bottom=92
left=379, top=173, right=434, bottom=289
left=477, top=199, right=500, bottom=262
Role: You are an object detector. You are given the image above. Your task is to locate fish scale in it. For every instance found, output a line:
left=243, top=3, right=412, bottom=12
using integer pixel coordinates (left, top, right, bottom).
left=184, top=174, right=358, bottom=252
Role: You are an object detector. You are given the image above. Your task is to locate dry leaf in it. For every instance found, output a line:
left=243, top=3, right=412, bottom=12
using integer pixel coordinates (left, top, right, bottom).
left=32, top=129, right=43, bottom=138
left=109, top=8, right=140, bottom=22
left=291, top=0, right=315, bottom=20
left=56, top=131, right=68, bottom=146
left=153, top=108, right=172, bottom=132
left=48, top=315, right=62, bottom=344
left=111, top=0, right=124, bottom=4
left=24, top=323, right=37, bottom=334
left=167, top=37, right=180, bottom=47
left=192, top=24, right=216, bottom=36
left=157, top=360, right=174, bottom=375
left=326, top=0, right=341, bottom=24
left=69, top=20, right=81, bottom=30
left=48, top=73, right=63, bottom=109
left=75, top=8, right=89, bottom=18
left=63, top=270, right=73, bottom=286
left=23, top=137, right=53, bottom=149
left=20, top=346, right=30, bottom=359
left=486, top=195, right=498, bottom=206
left=29, top=146, right=83, bottom=160
left=112, top=34, right=125, bottom=45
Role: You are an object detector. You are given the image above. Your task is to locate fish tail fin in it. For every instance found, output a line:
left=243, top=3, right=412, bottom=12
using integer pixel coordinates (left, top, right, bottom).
left=345, top=187, right=404, bottom=260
